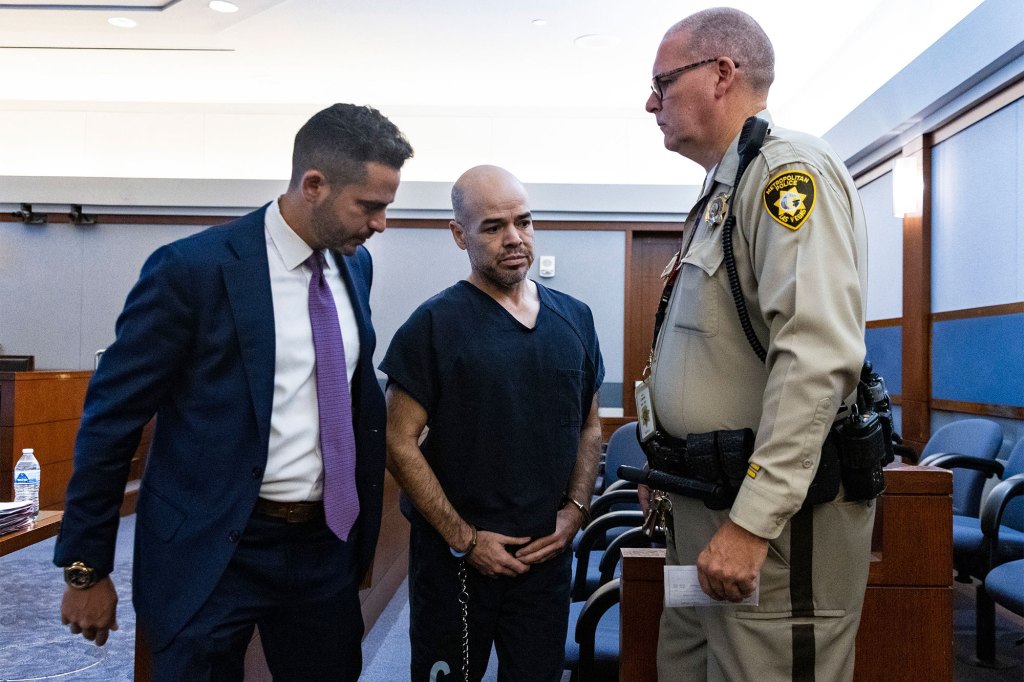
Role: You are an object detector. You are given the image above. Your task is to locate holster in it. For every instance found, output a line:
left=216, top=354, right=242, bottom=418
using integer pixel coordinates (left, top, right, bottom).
left=641, top=428, right=689, bottom=477
left=834, top=410, right=888, bottom=501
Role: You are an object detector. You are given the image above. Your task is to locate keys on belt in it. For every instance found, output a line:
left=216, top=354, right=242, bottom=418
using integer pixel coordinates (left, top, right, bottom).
left=642, top=491, right=672, bottom=539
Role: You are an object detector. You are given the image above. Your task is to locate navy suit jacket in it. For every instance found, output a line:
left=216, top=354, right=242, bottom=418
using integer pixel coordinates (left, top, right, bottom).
left=54, top=205, right=387, bottom=651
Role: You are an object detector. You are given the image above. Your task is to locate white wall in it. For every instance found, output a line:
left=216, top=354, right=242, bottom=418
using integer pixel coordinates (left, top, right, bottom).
left=858, top=172, right=904, bottom=321
left=827, top=0, right=1024, bottom=173
left=365, top=227, right=626, bottom=385
left=0, top=102, right=706, bottom=188
left=931, top=99, right=1024, bottom=313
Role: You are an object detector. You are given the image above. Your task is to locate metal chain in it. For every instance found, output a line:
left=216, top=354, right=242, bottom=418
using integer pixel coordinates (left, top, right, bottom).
left=458, top=558, right=470, bottom=682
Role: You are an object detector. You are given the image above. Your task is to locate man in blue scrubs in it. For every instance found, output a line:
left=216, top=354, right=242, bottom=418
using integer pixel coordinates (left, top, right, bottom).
left=382, top=165, right=604, bottom=681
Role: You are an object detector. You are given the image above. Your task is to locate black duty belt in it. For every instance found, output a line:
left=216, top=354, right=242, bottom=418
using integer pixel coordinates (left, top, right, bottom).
left=630, top=427, right=756, bottom=510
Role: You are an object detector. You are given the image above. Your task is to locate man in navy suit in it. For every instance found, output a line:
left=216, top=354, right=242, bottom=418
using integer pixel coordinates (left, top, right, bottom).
left=54, top=103, right=413, bottom=681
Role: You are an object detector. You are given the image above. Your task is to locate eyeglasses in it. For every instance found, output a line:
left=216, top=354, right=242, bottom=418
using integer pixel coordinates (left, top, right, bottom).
left=650, top=58, right=735, bottom=100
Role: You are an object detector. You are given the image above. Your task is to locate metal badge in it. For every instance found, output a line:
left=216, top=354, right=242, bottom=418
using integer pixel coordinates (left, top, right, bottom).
left=705, top=192, right=730, bottom=228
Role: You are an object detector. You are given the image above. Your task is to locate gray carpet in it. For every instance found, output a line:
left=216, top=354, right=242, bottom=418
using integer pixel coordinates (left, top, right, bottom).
left=0, top=515, right=511, bottom=681
left=1, top=514, right=1020, bottom=680
left=0, top=515, right=135, bottom=681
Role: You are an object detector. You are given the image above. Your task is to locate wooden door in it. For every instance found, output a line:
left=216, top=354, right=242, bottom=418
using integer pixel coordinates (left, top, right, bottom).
left=622, top=231, right=683, bottom=417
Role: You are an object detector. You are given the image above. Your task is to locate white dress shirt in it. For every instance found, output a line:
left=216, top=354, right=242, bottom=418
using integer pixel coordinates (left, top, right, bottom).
left=259, top=198, right=361, bottom=502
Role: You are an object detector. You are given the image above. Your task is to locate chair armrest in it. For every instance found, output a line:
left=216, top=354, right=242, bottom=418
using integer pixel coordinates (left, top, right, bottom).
left=980, top=473, right=1024, bottom=570
left=575, top=578, right=621, bottom=681
left=590, top=489, right=640, bottom=519
left=980, top=474, right=1024, bottom=567
left=919, top=452, right=1005, bottom=479
left=572, top=510, right=643, bottom=601
left=598, top=525, right=655, bottom=586
left=593, top=457, right=606, bottom=494
left=894, top=443, right=919, bottom=463
left=604, top=478, right=638, bottom=495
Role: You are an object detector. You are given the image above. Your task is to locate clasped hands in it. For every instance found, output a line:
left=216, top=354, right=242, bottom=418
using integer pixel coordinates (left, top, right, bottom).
left=466, top=507, right=581, bottom=578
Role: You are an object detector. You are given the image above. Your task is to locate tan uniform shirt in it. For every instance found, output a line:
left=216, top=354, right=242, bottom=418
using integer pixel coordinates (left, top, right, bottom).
left=649, top=111, right=868, bottom=540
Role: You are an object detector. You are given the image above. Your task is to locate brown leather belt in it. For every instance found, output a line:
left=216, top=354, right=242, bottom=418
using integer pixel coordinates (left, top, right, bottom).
left=253, top=498, right=324, bottom=523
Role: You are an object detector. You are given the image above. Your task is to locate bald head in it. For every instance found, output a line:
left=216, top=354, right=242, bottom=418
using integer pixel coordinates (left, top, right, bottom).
left=666, top=7, right=775, bottom=94
left=449, top=165, right=535, bottom=291
left=451, top=165, right=529, bottom=226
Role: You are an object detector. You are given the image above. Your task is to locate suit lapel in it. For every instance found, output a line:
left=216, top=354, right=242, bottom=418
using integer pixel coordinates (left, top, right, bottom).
left=223, top=207, right=276, bottom=447
left=333, top=249, right=373, bottom=369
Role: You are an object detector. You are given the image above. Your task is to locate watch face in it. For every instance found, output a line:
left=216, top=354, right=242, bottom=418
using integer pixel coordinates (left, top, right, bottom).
left=65, top=564, right=95, bottom=589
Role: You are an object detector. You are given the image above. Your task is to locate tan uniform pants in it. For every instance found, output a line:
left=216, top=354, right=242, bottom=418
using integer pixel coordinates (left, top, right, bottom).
left=657, top=494, right=875, bottom=681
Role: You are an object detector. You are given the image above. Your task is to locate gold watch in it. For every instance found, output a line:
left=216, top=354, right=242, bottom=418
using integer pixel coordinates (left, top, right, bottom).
left=63, top=561, right=98, bottom=590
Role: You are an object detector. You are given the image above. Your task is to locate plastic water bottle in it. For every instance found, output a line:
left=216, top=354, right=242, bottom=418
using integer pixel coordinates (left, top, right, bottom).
left=13, top=448, right=41, bottom=517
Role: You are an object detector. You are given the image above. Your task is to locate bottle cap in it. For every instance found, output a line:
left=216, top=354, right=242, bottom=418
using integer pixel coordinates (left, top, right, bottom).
left=22, top=448, right=34, bottom=454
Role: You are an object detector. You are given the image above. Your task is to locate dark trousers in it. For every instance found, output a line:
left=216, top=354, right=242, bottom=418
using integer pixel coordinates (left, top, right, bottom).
left=408, top=516, right=572, bottom=682
left=149, top=512, right=364, bottom=682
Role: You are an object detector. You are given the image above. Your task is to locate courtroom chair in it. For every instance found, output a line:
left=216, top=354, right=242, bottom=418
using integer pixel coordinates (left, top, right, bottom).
left=985, top=559, right=1024, bottom=619
left=573, top=523, right=661, bottom=603
left=565, top=578, right=620, bottom=682
left=590, top=487, right=643, bottom=519
left=596, top=525, right=662, bottom=589
left=918, top=418, right=1003, bottom=517
left=973, top=469, right=1024, bottom=666
left=595, top=421, right=645, bottom=495
left=576, top=421, right=645, bottom=553
left=950, top=439, right=1024, bottom=583
left=571, top=510, right=643, bottom=601
left=575, top=482, right=644, bottom=553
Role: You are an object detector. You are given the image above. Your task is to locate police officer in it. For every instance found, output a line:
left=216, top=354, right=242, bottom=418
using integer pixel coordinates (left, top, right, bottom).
left=639, top=8, right=873, bottom=681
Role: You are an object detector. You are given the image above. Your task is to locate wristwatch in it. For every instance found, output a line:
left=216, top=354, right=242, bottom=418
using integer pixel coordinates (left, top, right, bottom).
left=63, top=562, right=98, bottom=590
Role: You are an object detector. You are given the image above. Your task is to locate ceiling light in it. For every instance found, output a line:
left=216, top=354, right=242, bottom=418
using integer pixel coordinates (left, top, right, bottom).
left=573, top=34, right=620, bottom=49
left=108, top=17, right=137, bottom=28
left=209, top=0, right=240, bottom=12
left=531, top=19, right=547, bottom=27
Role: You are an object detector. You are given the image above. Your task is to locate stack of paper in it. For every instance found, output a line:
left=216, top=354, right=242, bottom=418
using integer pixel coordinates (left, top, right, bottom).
left=0, top=500, right=35, bottom=536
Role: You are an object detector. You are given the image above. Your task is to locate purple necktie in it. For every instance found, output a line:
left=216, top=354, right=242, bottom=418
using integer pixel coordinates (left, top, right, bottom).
left=306, top=251, right=359, bottom=541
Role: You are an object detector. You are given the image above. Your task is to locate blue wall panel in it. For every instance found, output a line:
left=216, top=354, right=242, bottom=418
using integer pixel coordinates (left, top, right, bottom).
left=865, top=325, right=902, bottom=396
left=932, top=313, right=1024, bottom=407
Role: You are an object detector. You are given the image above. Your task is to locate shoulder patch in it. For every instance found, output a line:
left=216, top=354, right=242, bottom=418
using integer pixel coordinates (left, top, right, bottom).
left=762, top=170, right=815, bottom=231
